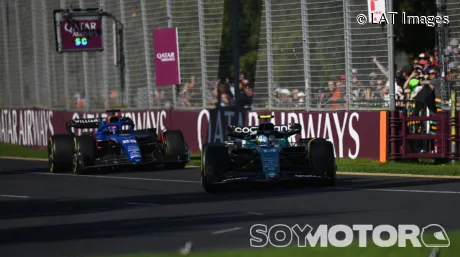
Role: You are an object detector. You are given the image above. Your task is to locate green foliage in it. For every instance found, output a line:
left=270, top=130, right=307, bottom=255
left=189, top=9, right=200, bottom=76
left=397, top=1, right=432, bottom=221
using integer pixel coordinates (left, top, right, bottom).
left=390, top=0, right=436, bottom=62
left=216, top=0, right=436, bottom=78
left=218, top=0, right=262, bottom=81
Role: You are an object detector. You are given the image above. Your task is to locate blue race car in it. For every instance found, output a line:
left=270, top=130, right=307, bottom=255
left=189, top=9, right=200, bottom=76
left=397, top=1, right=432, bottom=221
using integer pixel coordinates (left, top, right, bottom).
left=48, top=109, right=190, bottom=174
left=200, top=115, right=337, bottom=193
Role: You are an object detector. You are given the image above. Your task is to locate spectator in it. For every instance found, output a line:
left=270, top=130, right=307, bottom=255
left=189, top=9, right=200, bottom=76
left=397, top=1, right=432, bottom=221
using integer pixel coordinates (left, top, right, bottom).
left=418, top=53, right=430, bottom=71
left=413, top=79, right=437, bottom=114
left=372, top=57, right=388, bottom=78
left=155, top=89, right=168, bottom=108
left=403, top=65, right=422, bottom=100
left=420, top=68, right=441, bottom=99
left=318, top=80, right=335, bottom=108
left=108, top=90, right=119, bottom=107
left=207, top=80, right=219, bottom=106
left=351, top=73, right=364, bottom=102
left=179, top=76, right=196, bottom=107
left=296, top=91, right=305, bottom=106
left=429, top=53, right=439, bottom=67
left=382, top=77, right=403, bottom=105
left=217, top=82, right=234, bottom=108
left=220, top=93, right=231, bottom=107
left=239, top=83, right=254, bottom=109
left=276, top=88, right=291, bottom=107
left=433, top=47, right=440, bottom=63
left=289, top=89, right=305, bottom=107
left=323, top=77, right=344, bottom=109
left=364, top=72, right=378, bottom=100
left=372, top=56, right=397, bottom=80
left=375, top=78, right=386, bottom=98
left=75, top=93, right=85, bottom=109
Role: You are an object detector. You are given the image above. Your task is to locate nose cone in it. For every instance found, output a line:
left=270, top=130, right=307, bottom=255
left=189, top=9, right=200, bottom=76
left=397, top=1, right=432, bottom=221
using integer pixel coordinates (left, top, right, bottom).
left=131, top=156, right=142, bottom=164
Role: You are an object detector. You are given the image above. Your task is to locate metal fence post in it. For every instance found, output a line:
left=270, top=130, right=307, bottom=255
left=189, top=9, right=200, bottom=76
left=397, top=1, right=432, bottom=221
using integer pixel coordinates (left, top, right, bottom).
left=119, top=0, right=130, bottom=108
left=264, top=0, right=274, bottom=110
left=60, top=0, right=70, bottom=110
left=300, top=0, right=311, bottom=111
left=31, top=0, right=40, bottom=107
left=197, top=0, right=207, bottom=109
left=437, top=0, right=449, bottom=110
left=14, top=0, right=24, bottom=108
left=141, top=0, right=154, bottom=110
left=343, top=0, right=352, bottom=111
left=99, top=0, right=109, bottom=110
left=41, top=0, right=52, bottom=108
left=1, top=1, right=12, bottom=107
left=166, top=0, right=177, bottom=109
left=387, top=0, right=396, bottom=111
left=79, top=0, right=91, bottom=111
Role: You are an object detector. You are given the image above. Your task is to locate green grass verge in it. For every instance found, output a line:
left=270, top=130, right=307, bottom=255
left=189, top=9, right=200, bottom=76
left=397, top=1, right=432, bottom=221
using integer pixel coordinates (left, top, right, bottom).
left=0, top=143, right=48, bottom=159
left=2, top=143, right=460, bottom=176
left=336, top=158, right=460, bottom=176
left=88, top=231, right=459, bottom=257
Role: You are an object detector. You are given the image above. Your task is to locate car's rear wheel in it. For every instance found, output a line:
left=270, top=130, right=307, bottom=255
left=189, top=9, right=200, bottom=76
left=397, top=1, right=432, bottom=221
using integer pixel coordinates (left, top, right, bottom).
left=48, top=134, right=75, bottom=173
left=72, top=135, right=97, bottom=174
left=163, top=130, right=188, bottom=169
left=308, top=138, right=336, bottom=186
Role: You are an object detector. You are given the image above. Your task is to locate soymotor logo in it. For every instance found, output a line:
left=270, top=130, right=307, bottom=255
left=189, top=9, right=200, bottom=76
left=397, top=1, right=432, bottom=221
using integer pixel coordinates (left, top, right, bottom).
left=250, top=224, right=450, bottom=248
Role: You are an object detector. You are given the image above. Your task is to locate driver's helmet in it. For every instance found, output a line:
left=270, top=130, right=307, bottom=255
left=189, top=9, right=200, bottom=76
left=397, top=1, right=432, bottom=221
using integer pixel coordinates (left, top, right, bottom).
left=107, top=125, right=120, bottom=134
left=106, top=115, right=121, bottom=134
left=256, top=135, right=268, bottom=146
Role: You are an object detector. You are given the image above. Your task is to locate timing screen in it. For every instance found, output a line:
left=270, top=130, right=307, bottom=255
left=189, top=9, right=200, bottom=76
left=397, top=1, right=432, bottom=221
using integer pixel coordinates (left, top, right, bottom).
left=59, top=20, right=103, bottom=51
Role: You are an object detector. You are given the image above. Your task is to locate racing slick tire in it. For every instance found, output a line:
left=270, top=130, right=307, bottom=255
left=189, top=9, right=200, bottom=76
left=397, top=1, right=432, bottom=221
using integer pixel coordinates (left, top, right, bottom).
left=72, top=135, right=97, bottom=174
left=48, top=134, right=75, bottom=173
left=201, top=143, right=229, bottom=193
left=163, top=130, right=187, bottom=169
left=308, top=138, right=336, bottom=186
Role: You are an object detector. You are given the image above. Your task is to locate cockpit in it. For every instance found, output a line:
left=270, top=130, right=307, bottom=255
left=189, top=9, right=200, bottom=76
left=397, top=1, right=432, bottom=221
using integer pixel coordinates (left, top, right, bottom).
left=106, top=115, right=120, bottom=124
left=104, top=115, right=122, bottom=134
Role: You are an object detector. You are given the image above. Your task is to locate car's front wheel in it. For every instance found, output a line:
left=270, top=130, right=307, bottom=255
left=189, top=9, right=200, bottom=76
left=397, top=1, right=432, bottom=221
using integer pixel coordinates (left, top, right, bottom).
left=201, top=143, right=229, bottom=193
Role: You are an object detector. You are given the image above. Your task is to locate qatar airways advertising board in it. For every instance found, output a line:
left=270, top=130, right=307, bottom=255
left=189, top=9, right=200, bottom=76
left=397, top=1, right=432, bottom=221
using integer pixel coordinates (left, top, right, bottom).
left=0, top=108, right=384, bottom=160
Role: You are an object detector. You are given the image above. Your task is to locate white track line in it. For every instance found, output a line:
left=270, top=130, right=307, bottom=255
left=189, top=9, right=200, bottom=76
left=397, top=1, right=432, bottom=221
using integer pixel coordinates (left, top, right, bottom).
left=35, top=172, right=200, bottom=183
left=0, top=194, right=29, bottom=199
left=247, top=212, right=263, bottom=216
left=337, top=186, right=460, bottom=195
left=211, top=227, right=242, bottom=235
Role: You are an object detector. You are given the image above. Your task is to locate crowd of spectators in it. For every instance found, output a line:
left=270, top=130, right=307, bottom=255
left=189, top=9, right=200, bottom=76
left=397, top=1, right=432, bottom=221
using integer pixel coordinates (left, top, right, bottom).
left=176, top=73, right=254, bottom=109
left=199, top=47, right=450, bottom=111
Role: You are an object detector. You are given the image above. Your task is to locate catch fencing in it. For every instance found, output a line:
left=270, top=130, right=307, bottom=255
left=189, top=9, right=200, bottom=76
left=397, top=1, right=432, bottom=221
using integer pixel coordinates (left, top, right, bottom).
left=446, top=0, right=460, bottom=103
left=2, top=0, right=448, bottom=112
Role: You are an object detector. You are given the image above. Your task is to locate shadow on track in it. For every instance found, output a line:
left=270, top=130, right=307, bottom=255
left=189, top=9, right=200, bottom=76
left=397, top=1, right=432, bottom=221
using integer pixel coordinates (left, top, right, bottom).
left=0, top=180, right=347, bottom=220
left=0, top=175, right=458, bottom=221
left=0, top=209, right=374, bottom=245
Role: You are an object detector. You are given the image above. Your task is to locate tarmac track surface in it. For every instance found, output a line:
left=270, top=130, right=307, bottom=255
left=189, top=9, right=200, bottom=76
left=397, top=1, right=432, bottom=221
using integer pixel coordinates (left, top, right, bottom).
left=0, top=159, right=458, bottom=257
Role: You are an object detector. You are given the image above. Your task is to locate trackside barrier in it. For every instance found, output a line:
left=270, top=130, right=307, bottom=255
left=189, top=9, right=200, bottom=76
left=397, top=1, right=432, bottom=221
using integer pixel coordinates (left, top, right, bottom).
left=389, top=110, right=460, bottom=161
